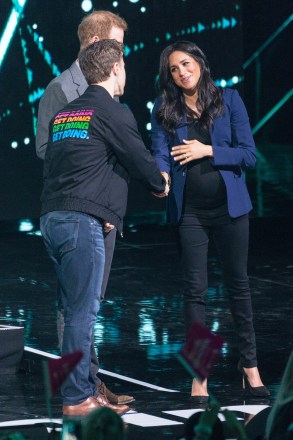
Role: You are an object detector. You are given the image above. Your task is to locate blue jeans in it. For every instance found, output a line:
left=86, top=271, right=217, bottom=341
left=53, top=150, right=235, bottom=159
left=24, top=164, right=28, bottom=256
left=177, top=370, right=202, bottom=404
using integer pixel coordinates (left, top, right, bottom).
left=40, top=211, right=105, bottom=405
left=56, top=228, right=116, bottom=386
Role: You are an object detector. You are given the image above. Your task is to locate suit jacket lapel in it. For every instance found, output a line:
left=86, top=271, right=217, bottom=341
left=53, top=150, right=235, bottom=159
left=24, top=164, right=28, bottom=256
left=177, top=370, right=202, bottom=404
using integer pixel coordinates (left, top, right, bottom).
left=174, top=116, right=188, bottom=170
left=69, top=60, right=88, bottom=97
left=175, top=115, right=187, bottom=144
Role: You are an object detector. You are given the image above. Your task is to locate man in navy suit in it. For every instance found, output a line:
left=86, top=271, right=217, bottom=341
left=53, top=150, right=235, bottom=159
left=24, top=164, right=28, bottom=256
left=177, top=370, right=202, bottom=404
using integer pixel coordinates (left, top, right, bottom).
left=36, top=10, right=133, bottom=406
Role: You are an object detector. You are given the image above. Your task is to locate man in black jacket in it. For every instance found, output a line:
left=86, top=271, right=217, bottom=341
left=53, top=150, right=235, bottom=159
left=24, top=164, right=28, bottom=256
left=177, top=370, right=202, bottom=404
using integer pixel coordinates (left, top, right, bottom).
left=40, top=39, right=168, bottom=417
left=36, top=11, right=131, bottom=406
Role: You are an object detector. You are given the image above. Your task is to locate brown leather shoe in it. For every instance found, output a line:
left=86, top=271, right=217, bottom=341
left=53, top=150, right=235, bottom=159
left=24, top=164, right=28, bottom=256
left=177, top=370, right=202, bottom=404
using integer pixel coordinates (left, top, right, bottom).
left=97, top=381, right=135, bottom=405
left=63, top=396, right=101, bottom=417
left=63, top=395, right=129, bottom=417
left=96, top=394, right=129, bottom=416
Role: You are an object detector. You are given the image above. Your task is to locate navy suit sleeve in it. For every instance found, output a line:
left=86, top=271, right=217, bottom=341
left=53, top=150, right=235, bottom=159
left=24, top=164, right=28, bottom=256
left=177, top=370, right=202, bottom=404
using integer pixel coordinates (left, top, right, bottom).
left=211, top=89, right=257, bottom=168
left=36, top=82, right=68, bottom=160
left=150, top=98, right=172, bottom=175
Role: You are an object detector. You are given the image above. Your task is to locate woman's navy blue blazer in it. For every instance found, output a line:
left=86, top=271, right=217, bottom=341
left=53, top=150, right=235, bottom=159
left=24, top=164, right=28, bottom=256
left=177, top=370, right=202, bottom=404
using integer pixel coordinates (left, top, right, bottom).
left=151, top=88, right=257, bottom=224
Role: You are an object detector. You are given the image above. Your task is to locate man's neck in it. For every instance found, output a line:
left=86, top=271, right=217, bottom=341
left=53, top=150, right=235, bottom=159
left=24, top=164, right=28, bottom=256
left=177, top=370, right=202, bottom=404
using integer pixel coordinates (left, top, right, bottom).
left=91, top=81, right=114, bottom=98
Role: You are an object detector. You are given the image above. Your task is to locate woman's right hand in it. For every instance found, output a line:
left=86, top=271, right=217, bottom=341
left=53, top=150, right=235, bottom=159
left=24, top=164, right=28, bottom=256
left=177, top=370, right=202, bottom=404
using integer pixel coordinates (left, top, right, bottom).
left=171, top=139, right=213, bottom=165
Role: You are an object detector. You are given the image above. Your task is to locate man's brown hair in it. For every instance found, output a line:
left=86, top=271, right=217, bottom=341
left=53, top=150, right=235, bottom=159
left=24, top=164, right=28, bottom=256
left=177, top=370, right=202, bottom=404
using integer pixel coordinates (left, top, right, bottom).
left=78, top=39, right=124, bottom=85
left=78, top=10, right=127, bottom=49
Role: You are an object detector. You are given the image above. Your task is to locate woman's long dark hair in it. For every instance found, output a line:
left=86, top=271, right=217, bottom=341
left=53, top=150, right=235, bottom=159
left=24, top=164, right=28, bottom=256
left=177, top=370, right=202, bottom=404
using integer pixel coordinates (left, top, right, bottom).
left=156, top=41, right=224, bottom=134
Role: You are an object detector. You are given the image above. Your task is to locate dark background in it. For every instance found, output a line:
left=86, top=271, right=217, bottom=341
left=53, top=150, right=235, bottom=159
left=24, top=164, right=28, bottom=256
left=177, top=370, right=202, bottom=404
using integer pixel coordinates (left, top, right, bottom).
left=0, top=0, right=292, bottom=222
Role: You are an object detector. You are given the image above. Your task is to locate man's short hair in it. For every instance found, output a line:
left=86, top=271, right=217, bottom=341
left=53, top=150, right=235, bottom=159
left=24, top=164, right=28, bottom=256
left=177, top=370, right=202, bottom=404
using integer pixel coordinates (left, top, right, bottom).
left=79, top=39, right=124, bottom=85
left=78, top=10, right=127, bottom=49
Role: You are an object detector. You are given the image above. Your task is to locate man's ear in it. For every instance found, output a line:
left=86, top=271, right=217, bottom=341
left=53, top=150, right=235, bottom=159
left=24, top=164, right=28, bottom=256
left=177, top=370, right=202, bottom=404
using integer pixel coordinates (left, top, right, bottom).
left=89, top=35, right=100, bottom=44
left=113, top=62, right=120, bottom=76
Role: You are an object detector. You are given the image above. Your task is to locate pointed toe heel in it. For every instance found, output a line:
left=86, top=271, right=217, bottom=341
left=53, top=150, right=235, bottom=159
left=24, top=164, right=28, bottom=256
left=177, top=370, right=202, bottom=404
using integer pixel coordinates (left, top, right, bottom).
left=238, top=363, right=270, bottom=397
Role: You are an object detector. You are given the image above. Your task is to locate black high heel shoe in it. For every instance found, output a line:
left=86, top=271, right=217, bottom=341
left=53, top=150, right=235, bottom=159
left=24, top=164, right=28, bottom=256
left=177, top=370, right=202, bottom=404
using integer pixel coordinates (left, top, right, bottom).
left=190, top=395, right=209, bottom=404
left=190, top=378, right=209, bottom=404
left=237, top=363, right=270, bottom=397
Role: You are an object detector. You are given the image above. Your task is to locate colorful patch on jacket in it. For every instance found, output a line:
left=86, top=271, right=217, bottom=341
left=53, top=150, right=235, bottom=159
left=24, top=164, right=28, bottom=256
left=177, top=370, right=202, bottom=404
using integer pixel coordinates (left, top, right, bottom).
left=51, top=109, right=94, bottom=142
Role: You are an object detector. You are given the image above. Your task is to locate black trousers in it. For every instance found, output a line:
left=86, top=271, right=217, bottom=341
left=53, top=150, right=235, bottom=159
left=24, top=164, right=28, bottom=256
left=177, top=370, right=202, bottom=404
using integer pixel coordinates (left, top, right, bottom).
left=178, top=204, right=257, bottom=367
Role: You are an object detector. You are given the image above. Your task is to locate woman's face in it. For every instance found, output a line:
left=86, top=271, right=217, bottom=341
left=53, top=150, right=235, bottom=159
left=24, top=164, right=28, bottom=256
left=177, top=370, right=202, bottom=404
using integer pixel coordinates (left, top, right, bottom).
left=168, top=50, right=201, bottom=94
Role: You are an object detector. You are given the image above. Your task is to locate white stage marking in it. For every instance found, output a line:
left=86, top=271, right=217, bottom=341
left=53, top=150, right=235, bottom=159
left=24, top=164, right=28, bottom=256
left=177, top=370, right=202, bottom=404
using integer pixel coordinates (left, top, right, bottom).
left=122, top=413, right=183, bottom=427
left=24, top=346, right=178, bottom=392
left=164, top=404, right=270, bottom=420
left=0, top=419, right=62, bottom=427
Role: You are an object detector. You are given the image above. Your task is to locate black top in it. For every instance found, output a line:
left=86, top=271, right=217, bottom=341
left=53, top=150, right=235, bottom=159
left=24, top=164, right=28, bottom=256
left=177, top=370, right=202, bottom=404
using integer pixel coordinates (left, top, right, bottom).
left=41, top=85, right=165, bottom=233
left=184, top=119, right=227, bottom=211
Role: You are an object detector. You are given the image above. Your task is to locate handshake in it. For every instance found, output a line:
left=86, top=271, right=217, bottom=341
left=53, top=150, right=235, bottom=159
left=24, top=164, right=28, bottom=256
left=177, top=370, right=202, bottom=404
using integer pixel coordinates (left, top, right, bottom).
left=153, top=171, right=170, bottom=198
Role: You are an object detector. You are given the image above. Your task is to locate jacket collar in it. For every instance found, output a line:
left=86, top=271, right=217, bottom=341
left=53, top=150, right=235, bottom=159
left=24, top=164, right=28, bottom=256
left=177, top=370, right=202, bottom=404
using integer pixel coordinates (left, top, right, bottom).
left=69, top=60, right=88, bottom=96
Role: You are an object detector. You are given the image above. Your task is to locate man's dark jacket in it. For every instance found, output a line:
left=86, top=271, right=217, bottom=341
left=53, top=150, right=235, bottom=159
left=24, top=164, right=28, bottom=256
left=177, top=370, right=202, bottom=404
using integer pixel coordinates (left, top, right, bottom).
left=41, top=85, right=165, bottom=233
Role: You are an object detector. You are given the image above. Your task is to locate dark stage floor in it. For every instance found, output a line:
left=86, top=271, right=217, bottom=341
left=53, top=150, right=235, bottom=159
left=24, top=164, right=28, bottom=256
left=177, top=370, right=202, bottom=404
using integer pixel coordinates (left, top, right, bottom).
left=0, top=216, right=292, bottom=439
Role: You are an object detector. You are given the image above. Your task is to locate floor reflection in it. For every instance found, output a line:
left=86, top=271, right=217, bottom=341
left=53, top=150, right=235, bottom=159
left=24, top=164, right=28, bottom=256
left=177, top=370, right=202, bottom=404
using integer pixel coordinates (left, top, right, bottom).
left=0, top=217, right=292, bottom=439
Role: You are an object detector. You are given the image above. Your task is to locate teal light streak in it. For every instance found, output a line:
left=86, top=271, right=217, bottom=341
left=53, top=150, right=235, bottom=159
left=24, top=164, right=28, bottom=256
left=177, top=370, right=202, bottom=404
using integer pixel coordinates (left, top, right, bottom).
left=29, top=87, right=45, bottom=104
left=198, top=22, right=205, bottom=33
left=124, top=45, right=131, bottom=56
left=243, top=14, right=293, bottom=70
left=124, top=16, right=238, bottom=57
left=0, top=0, right=27, bottom=69
left=26, top=25, right=60, bottom=77
left=252, top=88, right=293, bottom=135
left=27, top=67, right=33, bottom=85
left=18, top=24, right=60, bottom=135
left=20, top=32, right=29, bottom=64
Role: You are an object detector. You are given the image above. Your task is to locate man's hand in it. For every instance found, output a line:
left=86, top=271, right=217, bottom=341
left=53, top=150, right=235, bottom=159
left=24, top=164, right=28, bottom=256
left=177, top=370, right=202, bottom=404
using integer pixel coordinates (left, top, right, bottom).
left=152, top=172, right=170, bottom=198
left=103, top=221, right=115, bottom=233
